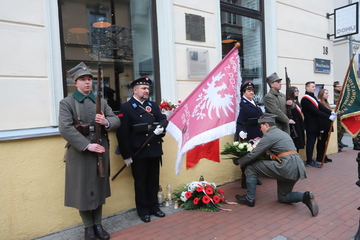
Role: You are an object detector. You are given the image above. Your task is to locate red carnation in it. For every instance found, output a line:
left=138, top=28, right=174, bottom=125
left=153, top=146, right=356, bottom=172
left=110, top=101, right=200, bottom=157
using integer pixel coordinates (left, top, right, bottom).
left=218, top=189, right=224, bottom=193
left=193, top=197, right=199, bottom=205
left=205, top=187, right=213, bottom=195
left=185, top=191, right=192, bottom=199
left=202, top=196, right=211, bottom=204
left=213, top=195, right=220, bottom=204
left=196, top=185, right=204, bottom=192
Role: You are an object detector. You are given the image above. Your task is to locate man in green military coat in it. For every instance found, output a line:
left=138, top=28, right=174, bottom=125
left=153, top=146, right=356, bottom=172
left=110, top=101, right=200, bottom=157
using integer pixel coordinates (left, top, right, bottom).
left=235, top=113, right=319, bottom=217
left=59, top=62, right=120, bottom=240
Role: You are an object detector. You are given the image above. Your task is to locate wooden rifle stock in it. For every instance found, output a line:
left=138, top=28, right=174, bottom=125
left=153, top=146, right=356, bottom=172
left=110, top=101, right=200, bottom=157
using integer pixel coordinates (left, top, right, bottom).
left=285, top=67, right=298, bottom=138
left=96, top=62, right=105, bottom=177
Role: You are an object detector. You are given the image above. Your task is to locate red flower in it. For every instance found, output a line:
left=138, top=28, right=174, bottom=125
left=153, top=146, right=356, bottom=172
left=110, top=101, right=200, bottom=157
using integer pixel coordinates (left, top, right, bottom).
left=221, top=196, right=225, bottom=202
left=205, top=187, right=213, bottom=195
left=193, top=197, right=199, bottom=205
left=185, top=191, right=192, bottom=198
left=218, top=189, right=224, bottom=194
left=213, top=195, right=220, bottom=204
left=196, top=184, right=204, bottom=192
left=202, top=195, right=211, bottom=204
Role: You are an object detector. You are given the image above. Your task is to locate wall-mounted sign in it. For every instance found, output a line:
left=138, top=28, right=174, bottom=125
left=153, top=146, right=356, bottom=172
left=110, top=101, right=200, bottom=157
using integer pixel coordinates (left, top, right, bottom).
left=334, top=2, right=359, bottom=38
left=187, top=48, right=209, bottom=79
left=314, top=58, right=331, bottom=73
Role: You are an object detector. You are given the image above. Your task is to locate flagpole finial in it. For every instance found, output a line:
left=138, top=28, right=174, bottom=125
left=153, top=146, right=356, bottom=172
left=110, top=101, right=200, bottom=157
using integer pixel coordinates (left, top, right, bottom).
left=235, top=42, right=241, bottom=48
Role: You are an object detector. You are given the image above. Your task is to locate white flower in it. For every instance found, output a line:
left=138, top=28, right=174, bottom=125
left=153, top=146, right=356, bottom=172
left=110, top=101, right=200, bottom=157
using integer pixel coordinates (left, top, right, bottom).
left=233, top=141, right=239, bottom=146
left=188, top=181, right=201, bottom=191
left=238, top=143, right=244, bottom=149
left=247, top=146, right=254, bottom=152
left=180, top=191, right=188, bottom=202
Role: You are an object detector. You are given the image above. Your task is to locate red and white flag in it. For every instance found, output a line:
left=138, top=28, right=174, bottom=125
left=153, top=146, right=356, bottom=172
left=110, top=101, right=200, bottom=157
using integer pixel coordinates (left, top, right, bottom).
left=167, top=46, right=241, bottom=175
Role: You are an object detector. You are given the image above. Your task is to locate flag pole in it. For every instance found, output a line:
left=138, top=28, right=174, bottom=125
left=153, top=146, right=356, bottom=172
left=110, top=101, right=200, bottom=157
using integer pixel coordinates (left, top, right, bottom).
left=320, top=53, right=356, bottom=166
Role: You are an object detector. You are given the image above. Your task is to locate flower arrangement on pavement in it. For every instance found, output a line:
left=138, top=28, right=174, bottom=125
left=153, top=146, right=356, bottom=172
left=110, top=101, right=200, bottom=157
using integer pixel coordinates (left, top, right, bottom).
left=172, top=180, right=227, bottom=212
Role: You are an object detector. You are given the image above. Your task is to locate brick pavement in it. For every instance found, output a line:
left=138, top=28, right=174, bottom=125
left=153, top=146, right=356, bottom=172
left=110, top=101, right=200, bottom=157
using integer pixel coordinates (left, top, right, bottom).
left=35, top=135, right=360, bottom=240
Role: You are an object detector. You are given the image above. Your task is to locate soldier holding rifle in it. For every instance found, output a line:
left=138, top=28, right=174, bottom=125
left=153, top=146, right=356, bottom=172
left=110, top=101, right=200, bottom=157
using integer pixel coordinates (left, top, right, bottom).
left=264, top=72, right=295, bottom=135
left=116, top=77, right=167, bottom=223
left=59, top=62, right=120, bottom=240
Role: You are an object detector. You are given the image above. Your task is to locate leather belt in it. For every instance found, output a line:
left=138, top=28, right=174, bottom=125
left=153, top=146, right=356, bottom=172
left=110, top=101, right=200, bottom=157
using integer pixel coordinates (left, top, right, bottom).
left=270, top=150, right=298, bottom=164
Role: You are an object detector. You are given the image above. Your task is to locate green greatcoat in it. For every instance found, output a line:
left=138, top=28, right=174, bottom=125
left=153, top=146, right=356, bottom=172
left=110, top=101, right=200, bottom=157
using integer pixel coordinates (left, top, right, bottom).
left=264, top=89, right=290, bottom=134
left=238, top=126, right=306, bottom=181
left=59, top=90, right=120, bottom=211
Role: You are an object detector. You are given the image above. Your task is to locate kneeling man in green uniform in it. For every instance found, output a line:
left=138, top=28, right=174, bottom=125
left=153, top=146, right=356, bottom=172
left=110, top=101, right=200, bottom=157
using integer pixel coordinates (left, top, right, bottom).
left=235, top=113, right=318, bottom=217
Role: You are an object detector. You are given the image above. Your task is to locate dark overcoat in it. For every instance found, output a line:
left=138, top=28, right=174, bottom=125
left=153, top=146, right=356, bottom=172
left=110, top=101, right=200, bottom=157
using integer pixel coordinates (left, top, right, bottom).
left=300, top=92, right=331, bottom=133
left=234, top=97, right=263, bottom=141
left=59, top=90, right=120, bottom=211
left=264, top=89, right=290, bottom=134
left=116, top=97, right=167, bottom=159
left=291, top=104, right=305, bottom=149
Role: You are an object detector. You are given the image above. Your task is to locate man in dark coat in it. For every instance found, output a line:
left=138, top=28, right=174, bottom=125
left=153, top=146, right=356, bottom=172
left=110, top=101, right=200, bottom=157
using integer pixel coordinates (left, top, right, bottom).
left=116, top=77, right=167, bottom=223
left=59, top=62, right=120, bottom=240
left=264, top=72, right=295, bottom=134
left=301, top=81, right=335, bottom=168
left=234, top=113, right=319, bottom=217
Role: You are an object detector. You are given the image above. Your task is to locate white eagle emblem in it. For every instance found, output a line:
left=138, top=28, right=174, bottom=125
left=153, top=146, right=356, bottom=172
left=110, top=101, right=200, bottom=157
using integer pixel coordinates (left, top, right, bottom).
left=193, top=72, right=235, bottom=120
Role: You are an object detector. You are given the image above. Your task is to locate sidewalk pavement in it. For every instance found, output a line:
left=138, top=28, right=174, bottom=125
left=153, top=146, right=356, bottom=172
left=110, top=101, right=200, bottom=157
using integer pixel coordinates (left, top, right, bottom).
left=35, top=134, right=360, bottom=240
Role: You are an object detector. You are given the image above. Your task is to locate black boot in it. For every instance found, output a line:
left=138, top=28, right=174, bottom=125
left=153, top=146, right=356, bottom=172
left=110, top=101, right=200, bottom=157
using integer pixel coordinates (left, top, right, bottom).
left=302, top=191, right=319, bottom=217
left=235, top=194, right=255, bottom=207
left=94, top=224, right=110, bottom=240
left=85, top=227, right=97, bottom=240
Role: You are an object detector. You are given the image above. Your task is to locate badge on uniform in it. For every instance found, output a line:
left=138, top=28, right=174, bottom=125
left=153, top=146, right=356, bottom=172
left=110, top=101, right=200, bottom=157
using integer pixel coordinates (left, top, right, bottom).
left=145, top=106, right=152, bottom=112
left=132, top=103, right=138, bottom=108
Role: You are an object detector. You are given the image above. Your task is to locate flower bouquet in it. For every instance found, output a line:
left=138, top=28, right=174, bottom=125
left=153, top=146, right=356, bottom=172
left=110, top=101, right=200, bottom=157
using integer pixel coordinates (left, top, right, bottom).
left=220, top=141, right=254, bottom=159
left=172, top=180, right=225, bottom=212
left=159, top=99, right=182, bottom=113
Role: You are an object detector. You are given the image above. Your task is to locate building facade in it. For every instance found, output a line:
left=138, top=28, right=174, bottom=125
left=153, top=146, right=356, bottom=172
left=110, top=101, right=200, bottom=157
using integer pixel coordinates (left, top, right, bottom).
left=0, top=0, right=341, bottom=239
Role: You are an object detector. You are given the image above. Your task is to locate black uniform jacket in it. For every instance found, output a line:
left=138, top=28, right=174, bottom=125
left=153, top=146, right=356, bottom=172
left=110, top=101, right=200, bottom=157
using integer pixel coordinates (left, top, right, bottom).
left=235, top=97, right=263, bottom=141
left=300, top=91, right=331, bottom=133
left=116, top=97, right=167, bottom=160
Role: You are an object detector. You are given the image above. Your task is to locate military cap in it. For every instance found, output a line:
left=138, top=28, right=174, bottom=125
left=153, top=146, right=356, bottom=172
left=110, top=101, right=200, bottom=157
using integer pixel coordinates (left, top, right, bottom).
left=130, top=77, right=152, bottom=88
left=258, top=113, right=277, bottom=124
left=333, top=81, right=340, bottom=87
left=67, top=62, right=93, bottom=81
left=241, top=82, right=255, bottom=93
left=266, top=72, right=282, bottom=84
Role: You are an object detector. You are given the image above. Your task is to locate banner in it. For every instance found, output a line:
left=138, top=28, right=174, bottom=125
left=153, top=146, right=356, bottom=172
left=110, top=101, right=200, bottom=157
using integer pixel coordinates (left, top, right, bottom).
left=167, top=46, right=241, bottom=175
left=186, top=139, right=220, bottom=169
left=338, top=62, right=360, bottom=137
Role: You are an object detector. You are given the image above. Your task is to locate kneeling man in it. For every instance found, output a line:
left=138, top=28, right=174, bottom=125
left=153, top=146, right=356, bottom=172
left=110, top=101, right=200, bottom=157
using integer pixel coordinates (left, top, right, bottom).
left=235, top=113, right=318, bottom=217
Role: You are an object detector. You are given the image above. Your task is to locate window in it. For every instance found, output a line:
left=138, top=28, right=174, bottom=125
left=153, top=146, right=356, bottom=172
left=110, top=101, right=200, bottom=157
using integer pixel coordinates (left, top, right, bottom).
left=58, top=0, right=159, bottom=112
left=221, top=0, right=265, bottom=103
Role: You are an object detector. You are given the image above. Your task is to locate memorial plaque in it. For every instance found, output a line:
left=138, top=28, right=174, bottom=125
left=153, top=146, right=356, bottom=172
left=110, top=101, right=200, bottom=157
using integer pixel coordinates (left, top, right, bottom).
left=186, top=13, right=205, bottom=42
left=187, top=48, right=209, bottom=79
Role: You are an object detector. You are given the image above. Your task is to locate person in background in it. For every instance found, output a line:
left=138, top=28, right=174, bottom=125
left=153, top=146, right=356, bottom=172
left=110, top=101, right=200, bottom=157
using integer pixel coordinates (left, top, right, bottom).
left=317, top=89, right=333, bottom=163
left=234, top=113, right=319, bottom=217
left=234, top=82, right=263, bottom=188
left=59, top=62, right=120, bottom=240
left=116, top=77, right=167, bottom=223
left=301, top=82, right=336, bottom=168
left=333, top=81, right=347, bottom=151
left=286, top=86, right=305, bottom=152
left=264, top=72, right=295, bottom=135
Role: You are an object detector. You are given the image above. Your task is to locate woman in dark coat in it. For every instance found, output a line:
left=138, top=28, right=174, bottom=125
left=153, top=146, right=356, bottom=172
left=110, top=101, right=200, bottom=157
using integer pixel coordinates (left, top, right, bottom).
left=317, top=89, right=333, bottom=163
left=287, top=86, right=305, bottom=152
left=234, top=82, right=263, bottom=188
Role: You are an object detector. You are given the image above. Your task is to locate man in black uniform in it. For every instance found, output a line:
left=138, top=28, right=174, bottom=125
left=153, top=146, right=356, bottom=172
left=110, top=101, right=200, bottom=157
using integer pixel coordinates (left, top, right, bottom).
left=116, top=77, right=167, bottom=223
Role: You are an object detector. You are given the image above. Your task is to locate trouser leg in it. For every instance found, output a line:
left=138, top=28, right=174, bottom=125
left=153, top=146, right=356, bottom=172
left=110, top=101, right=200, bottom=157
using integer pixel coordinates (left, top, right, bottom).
left=245, top=175, right=258, bottom=200
left=306, top=132, right=317, bottom=163
left=79, top=210, right=94, bottom=228
left=277, top=179, right=303, bottom=203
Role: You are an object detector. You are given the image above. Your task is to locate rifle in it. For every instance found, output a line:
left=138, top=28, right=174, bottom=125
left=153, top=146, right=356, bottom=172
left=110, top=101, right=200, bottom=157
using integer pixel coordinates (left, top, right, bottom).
left=285, top=67, right=298, bottom=138
left=95, top=59, right=105, bottom=177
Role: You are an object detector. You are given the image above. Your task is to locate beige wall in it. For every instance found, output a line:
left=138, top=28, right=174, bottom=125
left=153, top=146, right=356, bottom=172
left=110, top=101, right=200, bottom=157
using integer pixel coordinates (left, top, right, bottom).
left=1, top=132, right=239, bottom=240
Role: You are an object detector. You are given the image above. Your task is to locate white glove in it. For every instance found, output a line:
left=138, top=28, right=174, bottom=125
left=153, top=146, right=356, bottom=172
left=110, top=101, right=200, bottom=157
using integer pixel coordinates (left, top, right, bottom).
left=124, top=157, right=133, bottom=166
left=329, top=114, right=336, bottom=121
left=331, top=111, right=337, bottom=117
left=153, top=125, right=164, bottom=135
left=239, top=131, right=247, bottom=139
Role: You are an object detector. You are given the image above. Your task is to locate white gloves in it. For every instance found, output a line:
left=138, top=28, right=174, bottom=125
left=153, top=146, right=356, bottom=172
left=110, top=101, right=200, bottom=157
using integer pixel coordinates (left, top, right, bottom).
left=124, top=157, right=133, bottom=166
left=153, top=125, right=164, bottom=135
left=239, top=131, right=247, bottom=139
left=329, top=112, right=337, bottom=121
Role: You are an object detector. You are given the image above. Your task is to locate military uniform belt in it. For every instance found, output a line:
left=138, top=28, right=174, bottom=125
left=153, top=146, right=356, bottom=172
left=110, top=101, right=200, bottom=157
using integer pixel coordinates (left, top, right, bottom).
left=270, top=150, right=298, bottom=164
